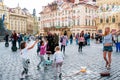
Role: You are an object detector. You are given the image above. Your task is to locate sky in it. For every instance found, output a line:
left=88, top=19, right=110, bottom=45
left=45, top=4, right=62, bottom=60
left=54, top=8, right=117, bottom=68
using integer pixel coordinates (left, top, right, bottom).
left=4, top=0, right=54, bottom=16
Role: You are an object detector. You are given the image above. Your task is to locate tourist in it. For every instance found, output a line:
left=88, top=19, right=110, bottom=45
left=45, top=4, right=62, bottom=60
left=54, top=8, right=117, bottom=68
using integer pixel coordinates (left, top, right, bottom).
left=61, top=32, right=68, bottom=54
left=75, top=33, right=79, bottom=45
left=87, top=32, right=90, bottom=45
left=98, top=27, right=120, bottom=69
left=23, top=33, right=27, bottom=42
left=116, top=33, right=120, bottom=52
left=78, top=33, right=85, bottom=52
left=20, top=40, right=38, bottom=78
left=4, top=33, right=9, bottom=43
left=46, top=32, right=55, bottom=60
left=84, top=33, right=88, bottom=45
left=11, top=31, right=17, bottom=47
left=17, top=33, right=23, bottom=49
left=95, top=34, right=99, bottom=44
left=38, top=34, right=42, bottom=40
left=53, top=46, right=64, bottom=78
left=69, top=34, right=73, bottom=45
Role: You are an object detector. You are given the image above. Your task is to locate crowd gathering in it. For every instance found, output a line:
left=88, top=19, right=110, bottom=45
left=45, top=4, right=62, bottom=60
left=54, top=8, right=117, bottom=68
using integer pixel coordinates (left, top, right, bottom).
left=3, top=28, right=120, bottom=79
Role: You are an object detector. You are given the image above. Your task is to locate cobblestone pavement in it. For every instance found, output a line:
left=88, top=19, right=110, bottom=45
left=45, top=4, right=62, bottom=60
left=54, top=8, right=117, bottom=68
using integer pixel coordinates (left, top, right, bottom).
left=0, top=40, right=120, bottom=80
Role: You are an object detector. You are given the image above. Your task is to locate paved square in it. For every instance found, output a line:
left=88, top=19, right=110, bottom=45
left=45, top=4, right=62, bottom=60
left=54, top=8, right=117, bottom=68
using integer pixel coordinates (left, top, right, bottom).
left=0, top=41, right=120, bottom=80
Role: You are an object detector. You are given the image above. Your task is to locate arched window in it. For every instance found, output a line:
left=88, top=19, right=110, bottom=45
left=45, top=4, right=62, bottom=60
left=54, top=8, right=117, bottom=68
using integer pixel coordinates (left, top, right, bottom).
left=106, top=18, right=109, bottom=23
left=112, top=17, right=115, bottom=23
left=100, top=18, right=103, bottom=23
left=89, top=20, right=90, bottom=26
left=77, top=19, right=79, bottom=25
left=85, top=19, right=87, bottom=26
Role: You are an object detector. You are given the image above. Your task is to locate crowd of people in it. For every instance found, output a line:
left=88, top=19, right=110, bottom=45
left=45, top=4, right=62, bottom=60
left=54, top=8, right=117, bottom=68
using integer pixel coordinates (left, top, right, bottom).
left=3, top=29, right=120, bottom=79
left=4, top=30, right=34, bottom=49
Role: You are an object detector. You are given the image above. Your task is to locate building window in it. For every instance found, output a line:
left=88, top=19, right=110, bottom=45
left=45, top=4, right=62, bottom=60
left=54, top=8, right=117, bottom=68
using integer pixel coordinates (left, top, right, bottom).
left=93, top=0, right=96, bottom=2
left=86, top=7, right=87, bottom=13
left=73, top=20, right=75, bottom=25
left=77, top=19, right=80, bottom=25
left=92, top=20, right=94, bottom=26
left=69, top=21, right=71, bottom=26
left=106, top=5, right=109, bottom=11
left=112, top=17, right=115, bottom=23
left=85, top=19, right=87, bottom=26
left=100, top=18, right=103, bottom=23
left=106, top=18, right=109, bottom=23
left=89, top=9, right=90, bottom=13
left=94, top=21, right=96, bottom=26
left=89, top=20, right=90, bottom=26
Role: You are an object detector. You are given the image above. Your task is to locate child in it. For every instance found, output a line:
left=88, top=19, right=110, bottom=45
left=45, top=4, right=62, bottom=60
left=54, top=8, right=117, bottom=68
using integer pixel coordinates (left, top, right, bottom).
left=61, top=34, right=68, bottom=54
left=78, top=34, right=85, bottom=52
left=20, top=40, right=38, bottom=78
left=37, top=40, right=47, bottom=70
left=53, top=46, right=64, bottom=78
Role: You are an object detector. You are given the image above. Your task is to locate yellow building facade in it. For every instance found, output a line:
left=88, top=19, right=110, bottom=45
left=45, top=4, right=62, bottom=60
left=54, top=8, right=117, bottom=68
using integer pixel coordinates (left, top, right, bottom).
left=96, top=0, right=120, bottom=33
left=0, top=1, right=36, bottom=34
left=8, top=6, right=27, bottom=33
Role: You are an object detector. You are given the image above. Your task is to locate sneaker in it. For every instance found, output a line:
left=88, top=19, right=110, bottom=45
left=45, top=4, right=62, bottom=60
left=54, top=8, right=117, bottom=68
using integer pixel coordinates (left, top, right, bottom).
left=107, top=64, right=111, bottom=70
left=59, top=73, right=62, bottom=78
left=20, top=74, right=25, bottom=79
left=105, top=63, right=108, bottom=68
left=25, top=74, right=30, bottom=77
left=37, top=66, right=41, bottom=70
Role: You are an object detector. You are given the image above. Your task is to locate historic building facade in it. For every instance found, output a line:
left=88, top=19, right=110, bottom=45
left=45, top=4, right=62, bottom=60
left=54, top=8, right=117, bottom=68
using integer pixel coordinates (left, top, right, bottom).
left=7, top=5, right=36, bottom=34
left=8, top=6, right=27, bottom=33
left=40, top=0, right=97, bottom=36
left=0, top=1, right=37, bottom=34
left=96, top=0, right=120, bottom=33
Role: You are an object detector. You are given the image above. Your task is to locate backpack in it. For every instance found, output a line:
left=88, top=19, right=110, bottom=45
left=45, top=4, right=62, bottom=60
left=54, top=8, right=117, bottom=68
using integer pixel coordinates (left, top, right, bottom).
left=60, top=37, right=63, bottom=43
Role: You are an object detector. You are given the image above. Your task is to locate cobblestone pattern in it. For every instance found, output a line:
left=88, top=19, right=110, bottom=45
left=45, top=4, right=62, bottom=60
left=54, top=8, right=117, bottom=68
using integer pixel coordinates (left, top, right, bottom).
left=0, top=40, right=120, bottom=80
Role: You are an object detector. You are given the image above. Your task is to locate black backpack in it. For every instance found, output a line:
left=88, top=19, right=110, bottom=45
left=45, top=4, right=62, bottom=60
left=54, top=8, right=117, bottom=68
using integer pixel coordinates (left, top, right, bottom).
left=60, top=37, right=63, bottom=43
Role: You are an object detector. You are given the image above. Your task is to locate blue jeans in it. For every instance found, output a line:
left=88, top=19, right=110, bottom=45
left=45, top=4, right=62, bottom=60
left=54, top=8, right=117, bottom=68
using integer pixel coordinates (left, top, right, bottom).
left=116, top=42, right=120, bottom=52
left=87, top=39, right=90, bottom=45
left=66, top=40, right=68, bottom=46
left=70, top=39, right=73, bottom=44
left=76, top=39, right=78, bottom=45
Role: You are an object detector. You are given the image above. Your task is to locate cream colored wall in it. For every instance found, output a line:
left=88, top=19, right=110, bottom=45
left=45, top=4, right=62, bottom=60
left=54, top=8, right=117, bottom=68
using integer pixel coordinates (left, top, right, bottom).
left=9, top=15, right=27, bottom=33
left=96, top=0, right=120, bottom=32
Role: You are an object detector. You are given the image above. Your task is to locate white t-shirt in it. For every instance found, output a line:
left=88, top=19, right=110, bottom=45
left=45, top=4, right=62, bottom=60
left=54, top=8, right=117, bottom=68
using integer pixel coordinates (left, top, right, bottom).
left=21, top=48, right=29, bottom=60
left=53, top=51, right=64, bottom=63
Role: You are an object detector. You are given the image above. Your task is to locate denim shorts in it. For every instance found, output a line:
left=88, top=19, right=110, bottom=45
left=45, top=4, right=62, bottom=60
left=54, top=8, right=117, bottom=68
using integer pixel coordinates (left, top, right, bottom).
left=103, top=46, right=113, bottom=52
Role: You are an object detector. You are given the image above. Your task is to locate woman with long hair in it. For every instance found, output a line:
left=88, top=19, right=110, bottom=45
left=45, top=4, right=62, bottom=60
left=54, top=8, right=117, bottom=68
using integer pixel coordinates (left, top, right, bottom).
left=98, top=27, right=120, bottom=69
left=78, top=33, right=85, bottom=52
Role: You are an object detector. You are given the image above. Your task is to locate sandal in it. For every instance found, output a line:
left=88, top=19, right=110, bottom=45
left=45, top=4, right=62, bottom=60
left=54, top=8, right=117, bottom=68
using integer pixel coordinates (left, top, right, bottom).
left=105, top=62, right=108, bottom=67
